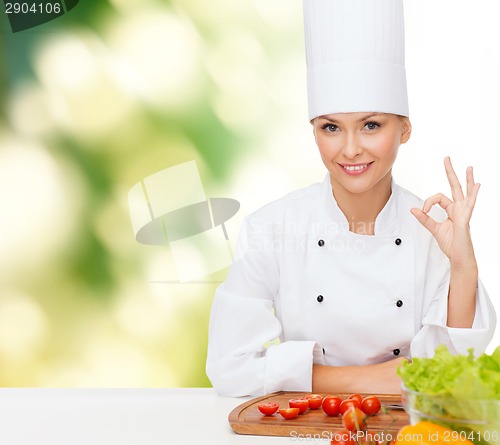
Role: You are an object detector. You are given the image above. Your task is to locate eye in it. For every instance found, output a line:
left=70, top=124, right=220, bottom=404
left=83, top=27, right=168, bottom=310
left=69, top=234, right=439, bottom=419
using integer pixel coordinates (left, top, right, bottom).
left=365, top=121, right=380, bottom=130
left=321, top=123, right=338, bottom=132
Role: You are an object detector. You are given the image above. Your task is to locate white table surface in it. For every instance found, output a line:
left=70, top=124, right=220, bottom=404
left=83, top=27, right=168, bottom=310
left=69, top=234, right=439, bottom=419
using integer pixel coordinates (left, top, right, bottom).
left=0, top=388, right=304, bottom=444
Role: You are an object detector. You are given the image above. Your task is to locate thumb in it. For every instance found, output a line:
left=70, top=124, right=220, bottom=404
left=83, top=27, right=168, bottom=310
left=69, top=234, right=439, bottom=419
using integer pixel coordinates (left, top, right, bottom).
left=410, top=208, right=438, bottom=236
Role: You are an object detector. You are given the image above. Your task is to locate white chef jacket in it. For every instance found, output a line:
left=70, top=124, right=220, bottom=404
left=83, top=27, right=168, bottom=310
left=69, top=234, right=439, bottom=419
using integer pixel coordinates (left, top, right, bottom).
left=206, top=174, right=496, bottom=397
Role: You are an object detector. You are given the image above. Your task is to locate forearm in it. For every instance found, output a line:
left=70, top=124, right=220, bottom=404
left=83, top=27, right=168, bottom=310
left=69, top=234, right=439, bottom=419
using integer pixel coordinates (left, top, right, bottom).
left=447, top=261, right=478, bottom=328
left=312, top=359, right=405, bottom=394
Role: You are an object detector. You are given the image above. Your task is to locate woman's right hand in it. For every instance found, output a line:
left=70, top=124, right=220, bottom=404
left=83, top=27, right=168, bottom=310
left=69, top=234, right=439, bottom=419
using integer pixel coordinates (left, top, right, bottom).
left=367, top=357, right=409, bottom=393
left=312, top=357, right=408, bottom=394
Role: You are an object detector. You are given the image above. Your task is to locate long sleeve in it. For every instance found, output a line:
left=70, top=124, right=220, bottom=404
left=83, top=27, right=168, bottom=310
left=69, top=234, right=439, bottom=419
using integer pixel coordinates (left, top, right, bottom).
left=206, top=215, right=324, bottom=397
left=410, top=228, right=496, bottom=358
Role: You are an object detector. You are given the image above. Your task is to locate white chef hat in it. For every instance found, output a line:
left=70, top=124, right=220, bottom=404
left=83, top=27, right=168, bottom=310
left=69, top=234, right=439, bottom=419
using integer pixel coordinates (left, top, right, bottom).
left=304, top=0, right=409, bottom=121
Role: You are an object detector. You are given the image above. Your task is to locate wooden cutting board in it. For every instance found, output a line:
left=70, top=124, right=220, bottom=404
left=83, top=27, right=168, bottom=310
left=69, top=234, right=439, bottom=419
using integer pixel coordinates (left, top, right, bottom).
left=229, top=391, right=409, bottom=438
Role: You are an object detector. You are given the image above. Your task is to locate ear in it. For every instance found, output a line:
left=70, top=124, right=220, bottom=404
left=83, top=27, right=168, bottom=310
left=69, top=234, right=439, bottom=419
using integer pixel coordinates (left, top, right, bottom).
left=400, top=118, right=412, bottom=144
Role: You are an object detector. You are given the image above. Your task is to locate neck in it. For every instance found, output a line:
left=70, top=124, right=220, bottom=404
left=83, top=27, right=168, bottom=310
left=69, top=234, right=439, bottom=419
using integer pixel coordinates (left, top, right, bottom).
left=330, top=172, right=393, bottom=235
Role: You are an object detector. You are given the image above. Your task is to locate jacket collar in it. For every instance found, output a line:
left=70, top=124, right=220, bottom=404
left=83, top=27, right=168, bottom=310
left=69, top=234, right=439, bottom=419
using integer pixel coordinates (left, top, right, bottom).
left=321, top=173, right=400, bottom=236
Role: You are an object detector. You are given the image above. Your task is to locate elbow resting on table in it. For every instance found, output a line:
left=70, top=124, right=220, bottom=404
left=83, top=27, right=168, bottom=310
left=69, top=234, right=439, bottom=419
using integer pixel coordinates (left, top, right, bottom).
left=206, top=356, right=263, bottom=398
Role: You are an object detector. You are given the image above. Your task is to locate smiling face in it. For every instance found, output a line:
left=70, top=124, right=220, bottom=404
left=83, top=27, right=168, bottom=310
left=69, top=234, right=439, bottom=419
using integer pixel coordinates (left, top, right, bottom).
left=313, top=112, right=412, bottom=196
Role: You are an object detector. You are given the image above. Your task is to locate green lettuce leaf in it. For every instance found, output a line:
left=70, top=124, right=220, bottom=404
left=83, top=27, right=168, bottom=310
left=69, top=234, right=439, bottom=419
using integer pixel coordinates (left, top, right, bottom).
left=398, top=345, right=500, bottom=445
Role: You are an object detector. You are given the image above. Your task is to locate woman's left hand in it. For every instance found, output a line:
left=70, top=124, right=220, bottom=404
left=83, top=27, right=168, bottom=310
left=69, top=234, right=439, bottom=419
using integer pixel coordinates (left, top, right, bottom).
left=410, top=156, right=480, bottom=267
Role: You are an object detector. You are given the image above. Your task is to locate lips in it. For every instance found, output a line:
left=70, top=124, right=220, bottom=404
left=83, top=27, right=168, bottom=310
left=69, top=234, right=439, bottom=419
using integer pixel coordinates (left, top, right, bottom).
left=338, top=162, right=374, bottom=176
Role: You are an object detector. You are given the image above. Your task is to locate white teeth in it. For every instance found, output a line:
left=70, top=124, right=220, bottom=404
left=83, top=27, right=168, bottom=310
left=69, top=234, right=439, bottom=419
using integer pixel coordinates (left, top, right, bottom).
left=343, top=164, right=368, bottom=171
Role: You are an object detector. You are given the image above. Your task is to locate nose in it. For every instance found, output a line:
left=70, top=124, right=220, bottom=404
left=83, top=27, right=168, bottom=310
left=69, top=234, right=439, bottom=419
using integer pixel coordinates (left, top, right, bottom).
left=342, top=133, right=363, bottom=159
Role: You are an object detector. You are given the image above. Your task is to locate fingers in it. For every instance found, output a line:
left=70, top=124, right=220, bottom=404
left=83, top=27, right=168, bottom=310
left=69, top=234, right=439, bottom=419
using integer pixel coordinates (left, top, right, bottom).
left=410, top=207, right=438, bottom=235
left=423, top=158, right=481, bottom=227
left=465, top=183, right=481, bottom=216
left=466, top=166, right=474, bottom=196
left=422, top=193, right=453, bottom=213
left=444, top=156, right=464, bottom=201
left=465, top=165, right=481, bottom=200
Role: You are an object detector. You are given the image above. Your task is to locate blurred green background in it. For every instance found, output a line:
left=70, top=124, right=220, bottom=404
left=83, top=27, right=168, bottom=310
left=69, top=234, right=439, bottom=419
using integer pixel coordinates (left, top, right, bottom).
left=2, top=0, right=498, bottom=387
left=0, top=0, right=317, bottom=386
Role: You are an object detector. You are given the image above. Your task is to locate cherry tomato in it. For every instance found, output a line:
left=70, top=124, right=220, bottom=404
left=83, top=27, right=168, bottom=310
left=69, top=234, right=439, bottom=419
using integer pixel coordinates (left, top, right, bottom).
left=339, top=398, right=360, bottom=415
left=305, top=394, right=324, bottom=410
left=330, top=429, right=356, bottom=445
left=257, top=402, right=279, bottom=415
left=342, top=407, right=367, bottom=432
left=322, top=396, right=343, bottom=416
left=360, top=396, right=381, bottom=416
left=279, top=407, right=300, bottom=419
left=289, top=398, right=309, bottom=414
left=348, top=394, right=363, bottom=404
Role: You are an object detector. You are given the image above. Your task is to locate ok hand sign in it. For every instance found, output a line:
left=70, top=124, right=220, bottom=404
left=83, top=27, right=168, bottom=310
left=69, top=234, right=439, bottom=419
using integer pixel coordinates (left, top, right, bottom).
left=410, top=157, right=480, bottom=267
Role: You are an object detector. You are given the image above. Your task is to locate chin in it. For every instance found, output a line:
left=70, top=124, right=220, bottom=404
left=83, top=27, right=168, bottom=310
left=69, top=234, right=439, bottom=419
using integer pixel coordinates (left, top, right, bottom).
left=330, top=175, right=376, bottom=195
left=341, top=184, right=374, bottom=195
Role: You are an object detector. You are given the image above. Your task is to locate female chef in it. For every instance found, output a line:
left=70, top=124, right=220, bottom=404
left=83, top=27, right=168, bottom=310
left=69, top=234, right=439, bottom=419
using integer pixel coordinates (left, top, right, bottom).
left=206, top=0, right=496, bottom=397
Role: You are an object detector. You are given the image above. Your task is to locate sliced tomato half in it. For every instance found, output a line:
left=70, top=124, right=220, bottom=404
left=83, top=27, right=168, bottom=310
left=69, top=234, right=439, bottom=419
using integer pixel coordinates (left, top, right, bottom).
left=279, top=407, right=300, bottom=419
left=257, top=402, right=279, bottom=416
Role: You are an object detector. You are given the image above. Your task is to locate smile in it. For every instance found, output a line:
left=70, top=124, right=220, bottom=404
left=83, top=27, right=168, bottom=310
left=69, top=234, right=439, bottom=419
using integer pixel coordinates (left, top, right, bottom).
left=339, top=162, right=374, bottom=175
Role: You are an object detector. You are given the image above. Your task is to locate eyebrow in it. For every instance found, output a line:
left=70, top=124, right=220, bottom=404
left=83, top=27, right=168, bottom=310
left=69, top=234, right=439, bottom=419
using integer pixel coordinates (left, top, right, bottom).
left=319, top=113, right=384, bottom=124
